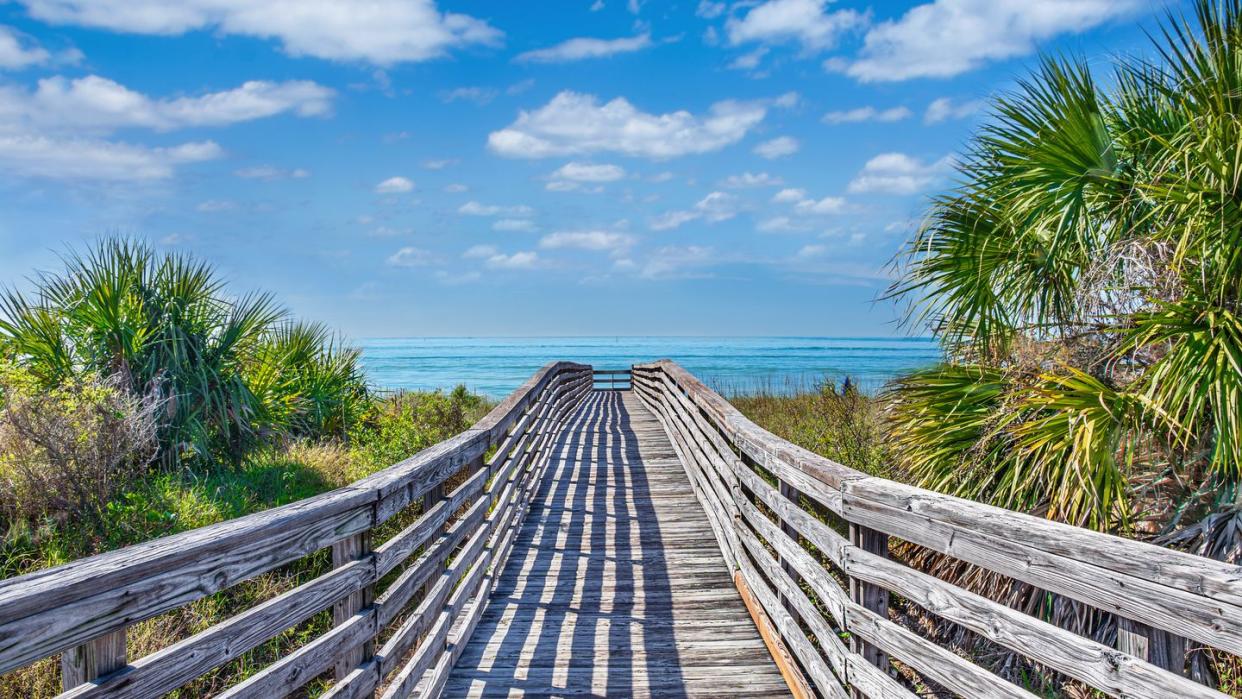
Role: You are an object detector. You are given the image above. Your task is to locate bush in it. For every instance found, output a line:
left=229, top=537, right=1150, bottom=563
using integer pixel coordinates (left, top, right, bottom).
left=350, top=385, right=490, bottom=471
left=0, top=361, right=158, bottom=533
left=0, top=239, right=369, bottom=465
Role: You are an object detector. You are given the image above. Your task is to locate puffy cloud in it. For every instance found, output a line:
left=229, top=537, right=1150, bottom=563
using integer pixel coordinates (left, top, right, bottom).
left=794, top=195, right=846, bottom=214
left=540, top=230, right=635, bottom=252
left=924, top=96, right=984, bottom=124
left=550, top=162, right=626, bottom=182
left=0, top=134, right=219, bottom=180
left=720, top=171, right=782, bottom=188
left=697, top=1, right=726, bottom=19
left=822, top=105, right=912, bottom=124
left=375, top=176, right=414, bottom=193
left=847, top=152, right=952, bottom=194
left=726, top=0, right=865, bottom=52
left=484, top=250, right=539, bottom=270
left=0, top=25, right=50, bottom=69
left=772, top=187, right=806, bottom=203
left=386, top=246, right=439, bottom=267
left=515, top=34, right=652, bottom=63
left=837, top=0, right=1144, bottom=82
left=650, top=191, right=739, bottom=230
left=19, top=0, right=502, bottom=65
left=488, top=91, right=770, bottom=159
left=754, top=136, right=799, bottom=159
left=1, top=75, right=333, bottom=133
left=771, top=187, right=847, bottom=215
left=458, top=201, right=534, bottom=217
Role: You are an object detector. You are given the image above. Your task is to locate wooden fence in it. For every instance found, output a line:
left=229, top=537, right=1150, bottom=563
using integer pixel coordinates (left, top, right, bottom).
left=632, top=359, right=1242, bottom=699
left=0, top=362, right=592, bottom=699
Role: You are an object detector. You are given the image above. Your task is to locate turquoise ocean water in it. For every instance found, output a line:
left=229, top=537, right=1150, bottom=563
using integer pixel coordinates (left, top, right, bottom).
left=359, top=337, right=942, bottom=398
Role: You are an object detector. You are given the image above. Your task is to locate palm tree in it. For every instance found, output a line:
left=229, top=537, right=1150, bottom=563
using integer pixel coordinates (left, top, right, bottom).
left=888, top=0, right=1242, bottom=557
left=0, top=239, right=369, bottom=464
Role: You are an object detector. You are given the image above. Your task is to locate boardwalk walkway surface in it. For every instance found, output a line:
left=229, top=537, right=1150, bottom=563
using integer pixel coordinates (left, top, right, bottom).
left=445, top=390, right=790, bottom=698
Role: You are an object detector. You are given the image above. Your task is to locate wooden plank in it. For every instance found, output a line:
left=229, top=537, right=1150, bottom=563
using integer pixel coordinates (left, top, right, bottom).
left=61, top=561, right=371, bottom=699
left=848, top=523, right=889, bottom=684
left=61, top=630, right=125, bottom=691
left=444, top=391, right=786, bottom=697
left=737, top=568, right=825, bottom=699
left=332, top=531, right=374, bottom=680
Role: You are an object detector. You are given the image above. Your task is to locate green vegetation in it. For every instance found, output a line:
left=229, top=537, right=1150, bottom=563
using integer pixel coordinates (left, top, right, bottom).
left=0, top=239, right=492, bottom=696
left=888, top=0, right=1242, bottom=551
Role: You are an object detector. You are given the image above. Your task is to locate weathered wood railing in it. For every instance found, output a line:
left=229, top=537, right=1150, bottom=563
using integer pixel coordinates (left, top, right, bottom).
left=591, top=368, right=632, bottom=391
left=0, top=361, right=592, bottom=698
left=632, top=359, right=1242, bottom=699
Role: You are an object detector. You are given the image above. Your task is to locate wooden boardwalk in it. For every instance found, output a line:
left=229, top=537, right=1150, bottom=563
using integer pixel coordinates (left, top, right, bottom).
left=444, top=390, right=790, bottom=698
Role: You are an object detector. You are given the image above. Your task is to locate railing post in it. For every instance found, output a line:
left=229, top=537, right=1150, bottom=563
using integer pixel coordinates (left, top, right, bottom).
left=778, top=480, right=802, bottom=617
left=848, top=522, right=889, bottom=696
left=332, top=530, right=374, bottom=680
left=62, top=629, right=126, bottom=690
left=1117, top=617, right=1186, bottom=675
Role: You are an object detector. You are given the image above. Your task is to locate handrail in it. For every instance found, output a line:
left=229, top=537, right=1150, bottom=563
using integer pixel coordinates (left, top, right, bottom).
left=632, top=359, right=1241, bottom=699
left=0, top=361, right=592, bottom=698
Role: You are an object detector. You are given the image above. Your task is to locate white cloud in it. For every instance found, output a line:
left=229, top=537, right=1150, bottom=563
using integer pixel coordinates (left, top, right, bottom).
left=488, top=91, right=771, bottom=159
left=847, top=152, right=952, bottom=194
left=479, top=250, right=539, bottom=270
left=422, top=158, right=457, bottom=170
left=838, top=0, right=1144, bottom=82
left=721, top=171, right=782, bottom=188
left=771, top=187, right=847, bottom=216
left=758, top=216, right=809, bottom=233
left=440, top=86, right=496, bottom=105
left=540, top=230, right=635, bottom=253
left=0, top=134, right=220, bottom=180
left=443, top=183, right=468, bottom=193
left=550, top=161, right=626, bottom=182
left=376, top=176, right=414, bottom=193
left=515, top=33, right=652, bottom=63
left=21, top=0, right=503, bottom=65
left=235, top=165, right=310, bottom=180
left=794, top=195, right=846, bottom=214
left=493, top=218, right=537, bottom=232
left=0, top=25, right=50, bottom=69
left=386, top=246, right=438, bottom=267
left=650, top=191, right=739, bottom=230
left=463, top=244, right=498, bottom=258
left=797, top=243, right=827, bottom=258
left=726, top=0, right=865, bottom=52
left=697, top=1, right=726, bottom=19
left=772, top=187, right=806, bottom=203
left=728, top=47, right=769, bottom=71
left=640, top=245, right=716, bottom=279
left=458, top=201, right=534, bottom=217
left=1, top=75, right=333, bottom=133
left=754, top=135, right=799, bottom=159
left=924, top=97, right=984, bottom=124
left=822, top=105, right=912, bottom=124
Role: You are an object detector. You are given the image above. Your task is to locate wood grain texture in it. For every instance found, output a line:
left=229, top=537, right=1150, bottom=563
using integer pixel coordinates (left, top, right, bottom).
left=444, top=391, right=791, bottom=698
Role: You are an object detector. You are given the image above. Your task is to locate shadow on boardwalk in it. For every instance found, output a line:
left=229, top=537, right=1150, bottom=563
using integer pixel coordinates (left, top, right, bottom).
left=444, top=391, right=789, bottom=698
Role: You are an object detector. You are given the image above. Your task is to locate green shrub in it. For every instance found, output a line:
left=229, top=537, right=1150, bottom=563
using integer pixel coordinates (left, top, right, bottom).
left=0, top=239, right=369, bottom=464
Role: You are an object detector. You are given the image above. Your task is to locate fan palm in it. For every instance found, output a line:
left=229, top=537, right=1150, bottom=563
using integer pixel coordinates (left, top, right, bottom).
left=888, top=0, right=1242, bottom=554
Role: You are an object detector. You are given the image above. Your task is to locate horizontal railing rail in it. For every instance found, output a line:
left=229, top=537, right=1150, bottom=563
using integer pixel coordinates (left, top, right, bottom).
left=0, top=362, right=593, bottom=698
left=591, top=368, right=632, bottom=392
left=632, top=359, right=1242, bottom=699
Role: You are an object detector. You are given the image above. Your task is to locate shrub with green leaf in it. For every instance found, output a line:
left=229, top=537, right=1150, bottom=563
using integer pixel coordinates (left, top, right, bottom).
left=0, top=239, right=369, bottom=464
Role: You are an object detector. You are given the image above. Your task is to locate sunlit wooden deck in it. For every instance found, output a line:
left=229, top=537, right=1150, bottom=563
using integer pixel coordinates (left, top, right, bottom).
left=445, top=390, right=789, bottom=697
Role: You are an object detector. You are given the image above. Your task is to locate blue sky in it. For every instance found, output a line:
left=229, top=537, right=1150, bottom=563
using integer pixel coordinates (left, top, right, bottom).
left=0, top=0, right=1170, bottom=337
